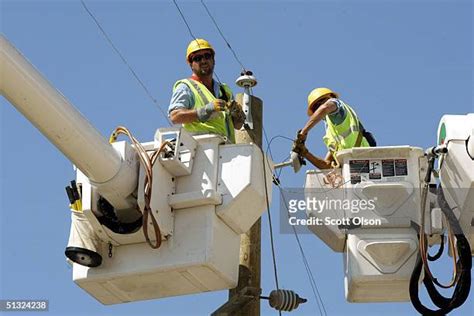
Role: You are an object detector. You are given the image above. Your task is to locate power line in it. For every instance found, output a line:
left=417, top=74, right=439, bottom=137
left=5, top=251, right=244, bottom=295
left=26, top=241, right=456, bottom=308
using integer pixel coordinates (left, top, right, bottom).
left=185, top=0, right=281, bottom=297
left=261, top=130, right=291, bottom=316
left=265, top=139, right=371, bottom=315
left=172, top=0, right=198, bottom=41
left=80, top=0, right=171, bottom=126
left=175, top=2, right=317, bottom=313
left=264, top=134, right=327, bottom=316
left=200, top=0, right=246, bottom=72
left=171, top=0, right=224, bottom=86
left=260, top=149, right=282, bottom=316
left=263, top=134, right=295, bottom=179
left=83, top=1, right=320, bottom=313
left=277, top=185, right=328, bottom=316
left=174, top=0, right=279, bottom=304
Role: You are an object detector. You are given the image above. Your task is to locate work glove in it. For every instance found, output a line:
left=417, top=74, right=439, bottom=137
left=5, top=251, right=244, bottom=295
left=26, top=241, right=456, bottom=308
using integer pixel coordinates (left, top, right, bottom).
left=228, top=100, right=246, bottom=125
left=197, top=99, right=228, bottom=122
left=292, top=129, right=308, bottom=156
left=213, top=99, right=228, bottom=111
left=292, top=140, right=308, bottom=156
left=295, top=129, right=307, bottom=144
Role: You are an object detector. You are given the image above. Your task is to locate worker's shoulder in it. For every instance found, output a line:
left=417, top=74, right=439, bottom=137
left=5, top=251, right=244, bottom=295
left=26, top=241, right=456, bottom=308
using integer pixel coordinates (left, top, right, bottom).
left=173, top=78, right=192, bottom=86
left=173, top=79, right=193, bottom=92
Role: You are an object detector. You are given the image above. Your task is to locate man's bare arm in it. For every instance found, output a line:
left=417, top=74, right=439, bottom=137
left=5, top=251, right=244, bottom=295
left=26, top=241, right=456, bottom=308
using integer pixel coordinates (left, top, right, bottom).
left=300, top=100, right=338, bottom=136
left=302, top=150, right=334, bottom=169
left=169, top=109, right=199, bottom=124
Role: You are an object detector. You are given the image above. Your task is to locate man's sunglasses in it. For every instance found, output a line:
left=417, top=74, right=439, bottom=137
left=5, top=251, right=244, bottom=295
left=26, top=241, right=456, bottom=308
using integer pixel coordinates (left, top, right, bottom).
left=191, top=53, right=213, bottom=63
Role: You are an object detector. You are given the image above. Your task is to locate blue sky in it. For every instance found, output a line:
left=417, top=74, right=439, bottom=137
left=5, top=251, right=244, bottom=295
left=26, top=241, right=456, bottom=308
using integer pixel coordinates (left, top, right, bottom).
left=1, top=0, right=473, bottom=315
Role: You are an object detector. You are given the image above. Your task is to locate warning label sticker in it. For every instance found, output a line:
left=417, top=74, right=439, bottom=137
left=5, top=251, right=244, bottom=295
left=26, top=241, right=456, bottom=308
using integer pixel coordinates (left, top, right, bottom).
left=368, top=161, right=382, bottom=179
left=349, top=158, right=408, bottom=183
left=395, top=159, right=408, bottom=176
left=351, top=174, right=362, bottom=184
left=349, top=160, right=369, bottom=174
left=382, top=159, right=395, bottom=177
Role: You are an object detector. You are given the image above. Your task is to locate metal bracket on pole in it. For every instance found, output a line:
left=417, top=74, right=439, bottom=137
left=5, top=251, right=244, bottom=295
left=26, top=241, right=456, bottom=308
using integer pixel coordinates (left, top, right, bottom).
left=211, top=286, right=261, bottom=316
left=236, top=71, right=257, bottom=130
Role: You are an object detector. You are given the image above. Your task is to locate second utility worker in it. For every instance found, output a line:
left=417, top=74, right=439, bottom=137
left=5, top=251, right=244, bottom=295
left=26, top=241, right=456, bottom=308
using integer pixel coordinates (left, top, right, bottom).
left=168, top=38, right=245, bottom=143
left=293, top=87, right=376, bottom=169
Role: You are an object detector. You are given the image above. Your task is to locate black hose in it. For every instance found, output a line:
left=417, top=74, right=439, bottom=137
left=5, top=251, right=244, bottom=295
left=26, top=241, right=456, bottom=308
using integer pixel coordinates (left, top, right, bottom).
left=428, top=235, right=444, bottom=261
left=409, top=186, right=472, bottom=315
left=436, top=187, right=472, bottom=308
left=409, top=255, right=448, bottom=316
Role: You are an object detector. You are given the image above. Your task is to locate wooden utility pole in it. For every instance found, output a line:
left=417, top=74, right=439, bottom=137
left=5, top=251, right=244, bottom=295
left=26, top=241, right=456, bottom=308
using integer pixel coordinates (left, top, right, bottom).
left=212, top=93, right=263, bottom=316
left=231, top=93, right=263, bottom=316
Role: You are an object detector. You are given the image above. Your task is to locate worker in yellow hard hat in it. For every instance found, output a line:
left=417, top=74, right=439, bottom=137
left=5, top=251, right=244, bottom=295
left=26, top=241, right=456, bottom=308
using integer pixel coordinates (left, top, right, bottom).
left=168, top=38, right=245, bottom=143
left=292, top=87, right=376, bottom=169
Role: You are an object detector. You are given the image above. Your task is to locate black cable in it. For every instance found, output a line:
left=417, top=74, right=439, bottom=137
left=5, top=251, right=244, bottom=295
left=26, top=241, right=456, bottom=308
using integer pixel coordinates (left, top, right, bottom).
left=171, top=0, right=224, bottom=87
left=200, top=0, right=246, bottom=72
left=409, top=255, right=446, bottom=316
left=428, top=234, right=444, bottom=261
left=259, top=147, right=282, bottom=316
left=80, top=0, right=171, bottom=126
left=277, top=185, right=327, bottom=316
left=171, top=0, right=197, bottom=40
left=436, top=187, right=471, bottom=308
left=277, top=154, right=290, bottom=178
left=262, top=131, right=289, bottom=181
left=262, top=127, right=276, bottom=163
left=264, top=137, right=374, bottom=315
left=264, top=134, right=294, bottom=181
left=262, top=131, right=328, bottom=314
left=409, top=185, right=472, bottom=315
left=260, top=126, right=285, bottom=316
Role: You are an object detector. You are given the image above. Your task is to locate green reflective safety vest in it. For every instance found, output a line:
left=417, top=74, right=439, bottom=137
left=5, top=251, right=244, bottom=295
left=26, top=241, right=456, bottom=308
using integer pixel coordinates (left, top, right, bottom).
left=173, top=79, right=235, bottom=143
left=323, top=101, right=370, bottom=155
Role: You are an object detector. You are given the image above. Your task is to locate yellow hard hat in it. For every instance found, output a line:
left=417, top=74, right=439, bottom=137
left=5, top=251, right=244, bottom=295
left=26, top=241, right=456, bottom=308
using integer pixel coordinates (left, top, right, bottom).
left=186, top=38, right=215, bottom=62
left=307, top=87, right=339, bottom=116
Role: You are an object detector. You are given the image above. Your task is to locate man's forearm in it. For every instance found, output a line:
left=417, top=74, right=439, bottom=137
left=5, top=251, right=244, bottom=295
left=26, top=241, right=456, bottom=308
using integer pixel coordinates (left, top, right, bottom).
left=169, top=109, right=199, bottom=124
left=301, top=102, right=337, bottom=135
left=303, top=151, right=333, bottom=169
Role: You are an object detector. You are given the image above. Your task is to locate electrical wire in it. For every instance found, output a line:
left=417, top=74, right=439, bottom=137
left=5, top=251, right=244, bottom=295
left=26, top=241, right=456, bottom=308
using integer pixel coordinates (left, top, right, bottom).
left=175, top=2, right=327, bottom=311
left=264, top=134, right=294, bottom=181
left=172, top=3, right=284, bottom=313
left=264, top=133, right=351, bottom=193
left=418, top=155, right=460, bottom=288
left=262, top=129, right=282, bottom=180
left=171, top=0, right=224, bottom=86
left=172, top=0, right=198, bottom=41
left=263, top=133, right=327, bottom=316
left=109, top=126, right=170, bottom=249
left=171, top=3, right=281, bottom=313
left=257, top=128, right=285, bottom=315
left=80, top=1, right=171, bottom=126
left=259, top=147, right=282, bottom=316
left=200, top=0, right=246, bottom=72
left=277, top=184, right=327, bottom=316
left=263, top=134, right=374, bottom=315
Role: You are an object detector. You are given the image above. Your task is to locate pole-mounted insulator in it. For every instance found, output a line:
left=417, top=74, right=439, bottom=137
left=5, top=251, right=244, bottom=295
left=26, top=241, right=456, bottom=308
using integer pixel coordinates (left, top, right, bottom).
left=261, top=289, right=307, bottom=312
left=235, top=70, right=257, bottom=130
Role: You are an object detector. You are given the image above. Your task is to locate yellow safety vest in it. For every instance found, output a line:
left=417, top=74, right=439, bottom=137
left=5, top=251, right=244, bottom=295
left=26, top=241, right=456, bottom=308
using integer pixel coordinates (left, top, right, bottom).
left=173, top=79, right=235, bottom=143
left=323, top=101, right=370, bottom=155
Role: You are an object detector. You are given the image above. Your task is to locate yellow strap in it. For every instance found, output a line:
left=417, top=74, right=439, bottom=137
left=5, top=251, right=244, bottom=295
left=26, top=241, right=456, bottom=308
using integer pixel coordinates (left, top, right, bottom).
left=69, top=200, right=83, bottom=212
